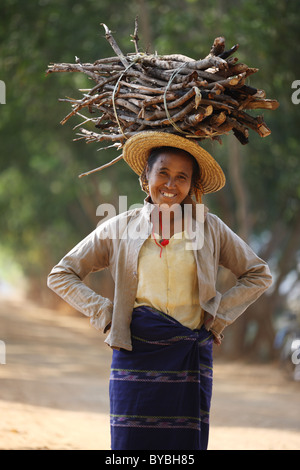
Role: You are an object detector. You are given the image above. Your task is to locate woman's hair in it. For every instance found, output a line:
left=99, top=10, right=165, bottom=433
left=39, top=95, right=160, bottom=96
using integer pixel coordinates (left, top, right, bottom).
left=139, top=146, right=203, bottom=202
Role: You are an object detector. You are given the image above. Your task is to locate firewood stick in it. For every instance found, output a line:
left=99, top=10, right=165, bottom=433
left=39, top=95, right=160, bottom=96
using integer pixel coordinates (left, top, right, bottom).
left=118, top=81, right=167, bottom=94
left=225, top=63, right=259, bottom=77
left=209, top=36, right=225, bottom=57
left=103, top=86, right=159, bottom=101
left=87, top=72, right=123, bottom=95
left=145, top=100, right=196, bottom=127
left=101, top=23, right=129, bottom=68
left=156, top=54, right=195, bottom=62
left=60, top=92, right=113, bottom=125
left=218, top=43, right=239, bottom=59
left=138, top=55, right=228, bottom=71
left=130, top=16, right=140, bottom=54
left=184, top=108, right=211, bottom=125
left=114, top=100, right=196, bottom=128
left=232, top=110, right=271, bottom=137
left=232, top=128, right=249, bottom=145
left=225, top=116, right=249, bottom=137
left=79, top=154, right=124, bottom=178
left=243, top=99, right=279, bottom=110
left=94, top=57, right=124, bottom=64
left=125, top=68, right=167, bottom=87
left=139, top=89, right=198, bottom=118
left=194, top=123, right=217, bottom=136
left=166, top=87, right=200, bottom=109
left=198, top=98, right=234, bottom=112
left=47, top=64, right=100, bottom=81
left=113, top=98, right=141, bottom=114
left=75, top=128, right=136, bottom=142
left=47, top=62, right=124, bottom=74
left=142, top=106, right=180, bottom=121
left=138, top=93, right=178, bottom=109
left=204, top=72, right=247, bottom=90
left=203, top=90, right=239, bottom=107
left=208, top=111, right=227, bottom=127
left=253, top=90, right=266, bottom=99
left=119, top=92, right=177, bottom=105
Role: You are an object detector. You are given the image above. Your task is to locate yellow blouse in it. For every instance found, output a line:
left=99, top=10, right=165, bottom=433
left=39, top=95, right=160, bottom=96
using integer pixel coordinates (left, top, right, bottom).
left=134, top=231, right=204, bottom=330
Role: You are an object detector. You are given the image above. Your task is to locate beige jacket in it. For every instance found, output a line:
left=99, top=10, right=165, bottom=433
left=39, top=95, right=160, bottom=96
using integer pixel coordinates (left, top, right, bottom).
left=47, top=196, right=272, bottom=350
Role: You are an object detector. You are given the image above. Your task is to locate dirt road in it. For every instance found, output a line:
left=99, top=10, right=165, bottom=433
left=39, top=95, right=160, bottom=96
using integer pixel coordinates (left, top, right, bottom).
left=0, top=297, right=299, bottom=450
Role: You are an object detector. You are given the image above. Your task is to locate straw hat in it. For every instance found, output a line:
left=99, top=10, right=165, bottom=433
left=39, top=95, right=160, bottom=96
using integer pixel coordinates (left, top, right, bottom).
left=122, top=131, right=226, bottom=196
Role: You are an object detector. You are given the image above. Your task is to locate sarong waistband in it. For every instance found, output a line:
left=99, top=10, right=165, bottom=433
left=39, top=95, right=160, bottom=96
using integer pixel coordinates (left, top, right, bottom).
left=130, top=306, right=212, bottom=347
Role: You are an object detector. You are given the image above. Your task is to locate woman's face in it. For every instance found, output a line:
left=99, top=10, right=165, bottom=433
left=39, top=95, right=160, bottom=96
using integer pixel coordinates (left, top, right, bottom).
left=146, top=150, right=194, bottom=207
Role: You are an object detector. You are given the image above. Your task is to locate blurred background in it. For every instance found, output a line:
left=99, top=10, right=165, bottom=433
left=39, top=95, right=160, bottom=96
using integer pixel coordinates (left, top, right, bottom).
left=1, top=0, right=300, bottom=434
left=1, top=0, right=300, bottom=450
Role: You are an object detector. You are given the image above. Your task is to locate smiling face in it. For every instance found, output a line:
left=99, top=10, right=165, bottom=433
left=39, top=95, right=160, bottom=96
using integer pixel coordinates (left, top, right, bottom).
left=146, top=149, right=195, bottom=207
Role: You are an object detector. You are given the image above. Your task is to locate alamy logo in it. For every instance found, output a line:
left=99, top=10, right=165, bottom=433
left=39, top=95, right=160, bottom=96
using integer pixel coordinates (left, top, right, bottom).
left=292, top=349, right=300, bottom=365
left=0, top=80, right=6, bottom=104
left=0, top=340, right=6, bottom=364
left=291, top=80, right=300, bottom=105
left=95, top=196, right=205, bottom=250
left=291, top=339, right=300, bottom=365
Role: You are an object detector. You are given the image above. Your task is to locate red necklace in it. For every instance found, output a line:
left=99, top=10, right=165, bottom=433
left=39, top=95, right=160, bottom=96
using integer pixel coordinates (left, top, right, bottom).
left=152, top=212, right=169, bottom=257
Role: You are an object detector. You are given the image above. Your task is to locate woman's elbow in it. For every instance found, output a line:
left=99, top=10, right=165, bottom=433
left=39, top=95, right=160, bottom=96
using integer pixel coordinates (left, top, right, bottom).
left=47, top=270, right=57, bottom=292
left=47, top=267, right=66, bottom=293
left=259, top=262, right=273, bottom=290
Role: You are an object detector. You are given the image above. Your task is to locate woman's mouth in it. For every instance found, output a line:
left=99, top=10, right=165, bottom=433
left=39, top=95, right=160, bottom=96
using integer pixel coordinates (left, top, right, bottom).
left=160, top=191, right=176, bottom=199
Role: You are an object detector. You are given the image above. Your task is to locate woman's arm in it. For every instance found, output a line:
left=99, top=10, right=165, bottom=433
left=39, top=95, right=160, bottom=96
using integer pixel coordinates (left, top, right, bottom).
left=207, top=216, right=272, bottom=338
left=47, top=225, right=113, bottom=332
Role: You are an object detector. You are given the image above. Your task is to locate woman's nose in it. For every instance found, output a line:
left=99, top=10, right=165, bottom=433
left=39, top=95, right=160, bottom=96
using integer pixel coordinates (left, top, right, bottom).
left=165, top=176, right=176, bottom=188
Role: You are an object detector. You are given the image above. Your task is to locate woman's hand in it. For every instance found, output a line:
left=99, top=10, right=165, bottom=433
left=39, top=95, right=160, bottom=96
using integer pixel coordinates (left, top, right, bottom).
left=211, top=332, right=222, bottom=346
left=203, top=311, right=223, bottom=345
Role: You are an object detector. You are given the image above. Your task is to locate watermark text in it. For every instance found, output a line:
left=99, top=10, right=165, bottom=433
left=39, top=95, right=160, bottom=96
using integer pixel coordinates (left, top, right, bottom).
left=0, top=80, right=6, bottom=104
left=291, top=80, right=300, bottom=104
left=96, top=196, right=204, bottom=250
left=0, top=340, right=6, bottom=364
left=291, top=339, right=300, bottom=365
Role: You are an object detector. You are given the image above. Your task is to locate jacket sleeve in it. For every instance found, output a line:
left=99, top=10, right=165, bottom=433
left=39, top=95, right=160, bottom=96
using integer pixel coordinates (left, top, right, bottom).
left=47, top=224, right=113, bottom=333
left=210, top=216, right=272, bottom=336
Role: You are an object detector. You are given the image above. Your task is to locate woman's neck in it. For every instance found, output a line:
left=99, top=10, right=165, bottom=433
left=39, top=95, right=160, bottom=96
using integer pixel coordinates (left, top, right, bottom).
left=150, top=203, right=184, bottom=238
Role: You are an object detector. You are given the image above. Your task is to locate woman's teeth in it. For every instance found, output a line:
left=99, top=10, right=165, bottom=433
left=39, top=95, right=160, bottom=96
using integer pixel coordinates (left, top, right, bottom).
left=161, top=192, right=176, bottom=198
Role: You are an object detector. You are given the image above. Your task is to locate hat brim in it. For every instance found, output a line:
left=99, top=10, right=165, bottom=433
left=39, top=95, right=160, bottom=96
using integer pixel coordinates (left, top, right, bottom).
left=122, top=131, right=226, bottom=194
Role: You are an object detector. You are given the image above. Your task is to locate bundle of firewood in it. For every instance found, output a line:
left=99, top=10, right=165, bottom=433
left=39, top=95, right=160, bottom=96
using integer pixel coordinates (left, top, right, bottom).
left=47, top=22, right=279, bottom=176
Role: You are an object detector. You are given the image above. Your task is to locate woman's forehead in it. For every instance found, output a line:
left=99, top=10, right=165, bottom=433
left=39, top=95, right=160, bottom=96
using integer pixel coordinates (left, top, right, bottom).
left=151, top=151, right=194, bottom=173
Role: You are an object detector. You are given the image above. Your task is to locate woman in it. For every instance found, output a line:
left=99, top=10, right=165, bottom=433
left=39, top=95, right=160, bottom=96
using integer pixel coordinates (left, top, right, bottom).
left=48, top=131, right=272, bottom=450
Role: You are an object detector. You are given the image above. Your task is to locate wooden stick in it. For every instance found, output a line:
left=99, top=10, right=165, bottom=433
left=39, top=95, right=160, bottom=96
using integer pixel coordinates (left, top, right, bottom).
left=243, top=99, right=279, bottom=110
left=101, top=23, right=129, bottom=68
left=78, top=154, right=123, bottom=178
left=219, top=43, right=239, bottom=59
left=209, top=36, right=225, bottom=57
left=130, top=16, right=140, bottom=54
left=138, top=55, right=228, bottom=72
